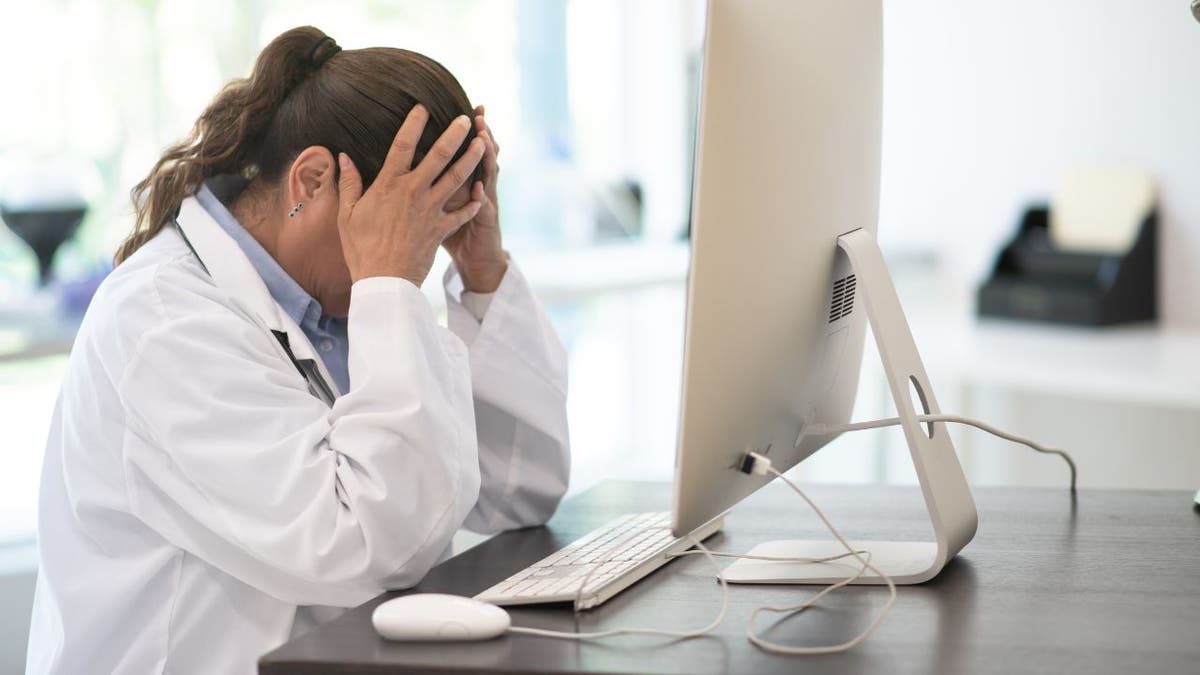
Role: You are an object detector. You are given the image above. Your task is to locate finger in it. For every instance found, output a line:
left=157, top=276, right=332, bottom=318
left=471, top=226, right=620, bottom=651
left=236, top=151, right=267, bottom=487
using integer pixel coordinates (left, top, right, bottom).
left=439, top=199, right=483, bottom=236
left=479, top=115, right=500, bottom=157
left=431, top=137, right=485, bottom=201
left=414, top=115, right=472, bottom=184
left=336, top=153, right=362, bottom=222
left=448, top=181, right=487, bottom=214
left=379, top=104, right=429, bottom=177
left=470, top=112, right=499, bottom=156
left=475, top=116, right=498, bottom=151
left=479, top=129, right=500, bottom=183
left=475, top=104, right=485, bottom=117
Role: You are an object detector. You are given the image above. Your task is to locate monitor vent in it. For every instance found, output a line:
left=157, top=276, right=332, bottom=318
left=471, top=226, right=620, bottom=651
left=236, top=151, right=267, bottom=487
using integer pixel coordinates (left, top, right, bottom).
left=828, top=274, right=857, bottom=323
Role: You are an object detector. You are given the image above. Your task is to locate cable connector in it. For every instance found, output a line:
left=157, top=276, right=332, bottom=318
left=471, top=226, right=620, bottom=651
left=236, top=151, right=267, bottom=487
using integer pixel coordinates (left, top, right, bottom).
left=738, top=451, right=774, bottom=476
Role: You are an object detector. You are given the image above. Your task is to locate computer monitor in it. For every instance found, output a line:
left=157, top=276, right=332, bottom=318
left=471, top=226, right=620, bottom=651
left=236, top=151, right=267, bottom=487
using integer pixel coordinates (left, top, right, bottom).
left=671, top=0, right=977, bottom=585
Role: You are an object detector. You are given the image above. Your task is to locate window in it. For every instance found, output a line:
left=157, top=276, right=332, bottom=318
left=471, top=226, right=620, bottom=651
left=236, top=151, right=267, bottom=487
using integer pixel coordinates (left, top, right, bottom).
left=0, top=0, right=707, bottom=546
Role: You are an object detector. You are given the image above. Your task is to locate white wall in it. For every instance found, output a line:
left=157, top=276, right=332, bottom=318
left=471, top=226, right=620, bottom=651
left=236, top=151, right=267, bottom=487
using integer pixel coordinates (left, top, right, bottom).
left=880, top=0, right=1200, bottom=328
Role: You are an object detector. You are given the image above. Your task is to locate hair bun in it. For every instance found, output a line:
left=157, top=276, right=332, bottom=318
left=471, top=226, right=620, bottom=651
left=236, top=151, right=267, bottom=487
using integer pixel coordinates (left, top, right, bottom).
left=307, top=36, right=341, bottom=69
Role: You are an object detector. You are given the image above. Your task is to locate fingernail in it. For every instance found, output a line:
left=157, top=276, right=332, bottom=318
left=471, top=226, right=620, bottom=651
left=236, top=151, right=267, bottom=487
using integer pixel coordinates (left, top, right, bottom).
left=338, top=153, right=350, bottom=169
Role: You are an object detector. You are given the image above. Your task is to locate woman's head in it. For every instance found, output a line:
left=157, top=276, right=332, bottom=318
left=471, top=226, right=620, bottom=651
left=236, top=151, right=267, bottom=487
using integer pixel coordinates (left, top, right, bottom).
left=116, top=26, right=478, bottom=291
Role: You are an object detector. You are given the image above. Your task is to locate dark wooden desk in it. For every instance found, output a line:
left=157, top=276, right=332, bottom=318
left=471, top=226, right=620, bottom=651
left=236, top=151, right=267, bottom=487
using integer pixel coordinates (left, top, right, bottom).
left=259, top=482, right=1200, bottom=674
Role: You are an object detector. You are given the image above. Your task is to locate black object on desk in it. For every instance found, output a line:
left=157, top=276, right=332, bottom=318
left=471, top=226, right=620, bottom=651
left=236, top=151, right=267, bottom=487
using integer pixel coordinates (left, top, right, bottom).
left=977, top=205, right=1157, bottom=326
left=259, top=481, right=1200, bottom=675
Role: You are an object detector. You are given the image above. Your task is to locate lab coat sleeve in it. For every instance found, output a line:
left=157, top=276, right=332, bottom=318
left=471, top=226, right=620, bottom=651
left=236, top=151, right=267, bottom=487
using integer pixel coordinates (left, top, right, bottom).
left=444, top=260, right=571, bottom=534
left=118, top=275, right=480, bottom=608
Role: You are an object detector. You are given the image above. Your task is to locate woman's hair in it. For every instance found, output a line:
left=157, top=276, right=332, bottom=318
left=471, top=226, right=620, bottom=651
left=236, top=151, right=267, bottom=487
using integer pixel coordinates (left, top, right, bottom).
left=115, top=26, right=477, bottom=264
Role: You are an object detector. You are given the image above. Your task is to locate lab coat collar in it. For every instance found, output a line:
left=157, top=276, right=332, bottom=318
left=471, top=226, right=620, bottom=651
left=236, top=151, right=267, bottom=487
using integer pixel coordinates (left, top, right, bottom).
left=174, top=196, right=339, bottom=399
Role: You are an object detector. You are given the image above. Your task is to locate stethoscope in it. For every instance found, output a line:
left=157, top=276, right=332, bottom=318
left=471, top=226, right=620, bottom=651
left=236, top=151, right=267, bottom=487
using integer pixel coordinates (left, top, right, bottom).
left=267, top=328, right=338, bottom=407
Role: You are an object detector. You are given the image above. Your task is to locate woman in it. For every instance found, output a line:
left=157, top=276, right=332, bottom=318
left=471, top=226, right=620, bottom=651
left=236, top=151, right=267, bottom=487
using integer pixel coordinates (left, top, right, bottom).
left=27, top=26, right=570, bottom=674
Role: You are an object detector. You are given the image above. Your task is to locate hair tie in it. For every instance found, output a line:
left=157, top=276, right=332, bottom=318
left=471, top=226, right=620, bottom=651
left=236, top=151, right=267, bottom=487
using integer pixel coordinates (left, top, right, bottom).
left=307, top=36, right=341, bottom=69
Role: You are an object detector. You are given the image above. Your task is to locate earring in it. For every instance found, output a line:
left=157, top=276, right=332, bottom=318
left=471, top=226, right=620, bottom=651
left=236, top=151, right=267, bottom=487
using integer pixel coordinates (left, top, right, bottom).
left=288, top=202, right=304, bottom=218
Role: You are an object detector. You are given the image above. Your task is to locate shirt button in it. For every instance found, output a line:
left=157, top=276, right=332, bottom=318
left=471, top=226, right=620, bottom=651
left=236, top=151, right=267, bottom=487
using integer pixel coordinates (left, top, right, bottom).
left=319, top=339, right=333, bottom=353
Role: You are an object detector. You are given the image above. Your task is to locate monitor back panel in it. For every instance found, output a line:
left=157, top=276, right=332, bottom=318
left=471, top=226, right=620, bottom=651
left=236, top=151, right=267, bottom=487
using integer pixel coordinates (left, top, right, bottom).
left=672, top=0, right=883, bottom=536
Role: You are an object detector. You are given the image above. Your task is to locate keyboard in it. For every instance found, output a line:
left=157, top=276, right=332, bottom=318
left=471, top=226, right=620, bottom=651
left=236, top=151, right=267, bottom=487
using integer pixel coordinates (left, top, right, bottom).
left=474, top=511, right=724, bottom=610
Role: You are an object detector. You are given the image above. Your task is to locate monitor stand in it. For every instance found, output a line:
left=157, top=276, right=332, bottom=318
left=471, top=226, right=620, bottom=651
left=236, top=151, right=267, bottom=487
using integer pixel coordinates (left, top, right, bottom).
left=723, top=228, right=978, bottom=585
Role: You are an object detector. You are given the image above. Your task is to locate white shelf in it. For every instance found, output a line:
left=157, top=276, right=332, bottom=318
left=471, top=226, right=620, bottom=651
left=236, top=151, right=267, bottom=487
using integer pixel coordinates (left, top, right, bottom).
left=914, top=316, right=1200, bottom=410
left=505, top=241, right=691, bottom=303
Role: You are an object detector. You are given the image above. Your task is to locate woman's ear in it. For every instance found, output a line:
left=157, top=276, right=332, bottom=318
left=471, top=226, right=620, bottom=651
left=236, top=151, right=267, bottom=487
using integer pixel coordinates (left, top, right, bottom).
left=287, top=146, right=337, bottom=204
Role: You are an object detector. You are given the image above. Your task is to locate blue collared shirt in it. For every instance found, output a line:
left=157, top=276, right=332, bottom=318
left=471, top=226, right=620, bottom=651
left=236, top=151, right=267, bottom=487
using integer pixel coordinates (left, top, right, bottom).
left=195, top=177, right=351, bottom=394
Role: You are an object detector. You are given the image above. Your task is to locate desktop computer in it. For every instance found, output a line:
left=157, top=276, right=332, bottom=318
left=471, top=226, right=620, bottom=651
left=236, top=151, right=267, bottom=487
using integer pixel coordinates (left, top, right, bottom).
left=673, top=0, right=977, bottom=585
left=476, top=0, right=977, bottom=610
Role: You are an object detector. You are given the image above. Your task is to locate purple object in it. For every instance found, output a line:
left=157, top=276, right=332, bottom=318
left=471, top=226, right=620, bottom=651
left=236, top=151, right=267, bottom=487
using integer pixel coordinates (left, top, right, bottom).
left=57, top=262, right=111, bottom=316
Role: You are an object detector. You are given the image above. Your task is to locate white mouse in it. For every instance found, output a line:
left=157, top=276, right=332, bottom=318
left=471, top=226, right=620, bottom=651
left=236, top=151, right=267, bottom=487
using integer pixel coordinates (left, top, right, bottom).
left=371, top=593, right=511, bottom=642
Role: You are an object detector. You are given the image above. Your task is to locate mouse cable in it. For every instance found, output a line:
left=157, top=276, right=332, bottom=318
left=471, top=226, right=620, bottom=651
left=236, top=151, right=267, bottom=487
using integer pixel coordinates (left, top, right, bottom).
left=506, top=537, right=878, bottom=646
left=507, top=455, right=896, bottom=656
left=732, top=453, right=898, bottom=654
left=805, top=414, right=1078, bottom=491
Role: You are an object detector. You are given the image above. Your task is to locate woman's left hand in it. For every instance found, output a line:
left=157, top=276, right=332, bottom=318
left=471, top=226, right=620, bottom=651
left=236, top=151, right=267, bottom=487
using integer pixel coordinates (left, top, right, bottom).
left=443, top=105, right=507, bottom=292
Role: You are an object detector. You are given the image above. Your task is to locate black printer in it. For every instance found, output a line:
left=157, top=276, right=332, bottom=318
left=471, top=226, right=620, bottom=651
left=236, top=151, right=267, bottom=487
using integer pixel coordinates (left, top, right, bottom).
left=977, top=204, right=1157, bottom=326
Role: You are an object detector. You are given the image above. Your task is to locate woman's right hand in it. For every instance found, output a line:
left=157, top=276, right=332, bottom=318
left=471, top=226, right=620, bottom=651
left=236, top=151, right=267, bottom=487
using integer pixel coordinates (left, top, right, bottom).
left=336, top=104, right=486, bottom=286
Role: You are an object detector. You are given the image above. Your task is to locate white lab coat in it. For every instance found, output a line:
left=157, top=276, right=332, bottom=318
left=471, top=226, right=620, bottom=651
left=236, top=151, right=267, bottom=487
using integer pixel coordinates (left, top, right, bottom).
left=26, top=196, right=570, bottom=674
